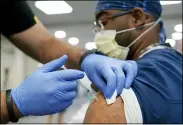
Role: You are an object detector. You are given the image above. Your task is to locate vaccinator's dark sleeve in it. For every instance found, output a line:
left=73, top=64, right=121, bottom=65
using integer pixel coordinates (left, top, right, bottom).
left=1, top=1, right=37, bottom=37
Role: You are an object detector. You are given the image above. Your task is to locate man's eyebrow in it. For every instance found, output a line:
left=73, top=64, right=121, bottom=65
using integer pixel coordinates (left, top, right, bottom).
left=95, top=11, right=109, bottom=21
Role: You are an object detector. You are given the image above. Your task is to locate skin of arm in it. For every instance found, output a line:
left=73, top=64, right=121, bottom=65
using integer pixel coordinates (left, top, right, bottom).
left=8, top=21, right=84, bottom=69
left=0, top=92, right=23, bottom=124
left=83, top=92, right=126, bottom=123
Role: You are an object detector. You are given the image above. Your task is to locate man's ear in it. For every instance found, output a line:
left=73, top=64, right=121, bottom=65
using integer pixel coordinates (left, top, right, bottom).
left=130, top=8, right=147, bottom=27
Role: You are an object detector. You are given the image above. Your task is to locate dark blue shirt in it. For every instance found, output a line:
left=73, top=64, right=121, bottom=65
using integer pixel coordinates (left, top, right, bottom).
left=132, top=48, right=182, bottom=123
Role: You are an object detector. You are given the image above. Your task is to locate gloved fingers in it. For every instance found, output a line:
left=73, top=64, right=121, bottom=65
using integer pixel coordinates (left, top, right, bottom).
left=57, top=100, right=73, bottom=112
left=40, top=55, right=68, bottom=72
left=123, top=62, right=136, bottom=89
left=50, top=70, right=85, bottom=81
left=59, top=81, right=78, bottom=91
left=55, top=89, right=77, bottom=101
left=126, top=61, right=138, bottom=76
left=112, top=67, right=125, bottom=95
left=63, top=90, right=77, bottom=101
left=97, top=64, right=116, bottom=99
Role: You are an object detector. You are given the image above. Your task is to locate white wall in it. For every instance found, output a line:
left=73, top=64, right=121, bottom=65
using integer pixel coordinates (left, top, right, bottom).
left=1, top=37, right=26, bottom=90
left=45, top=22, right=95, bottom=49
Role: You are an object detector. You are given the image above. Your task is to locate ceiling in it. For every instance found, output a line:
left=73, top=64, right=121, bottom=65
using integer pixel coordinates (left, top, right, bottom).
left=27, top=1, right=97, bottom=25
left=28, top=1, right=182, bottom=25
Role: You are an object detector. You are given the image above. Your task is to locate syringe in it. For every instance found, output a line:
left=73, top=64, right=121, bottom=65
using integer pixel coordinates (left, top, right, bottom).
left=62, top=66, right=98, bottom=100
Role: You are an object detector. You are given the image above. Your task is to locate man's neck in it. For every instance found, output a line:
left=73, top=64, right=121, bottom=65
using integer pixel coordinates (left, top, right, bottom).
left=127, top=37, right=159, bottom=60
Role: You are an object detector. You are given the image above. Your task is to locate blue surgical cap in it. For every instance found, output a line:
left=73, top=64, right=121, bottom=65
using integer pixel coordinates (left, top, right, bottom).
left=95, top=0, right=167, bottom=43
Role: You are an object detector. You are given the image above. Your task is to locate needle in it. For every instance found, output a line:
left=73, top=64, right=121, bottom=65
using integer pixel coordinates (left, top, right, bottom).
left=62, top=66, right=98, bottom=100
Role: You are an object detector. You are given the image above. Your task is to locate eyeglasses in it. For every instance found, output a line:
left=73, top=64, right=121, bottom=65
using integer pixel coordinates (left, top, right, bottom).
left=93, top=10, right=132, bottom=33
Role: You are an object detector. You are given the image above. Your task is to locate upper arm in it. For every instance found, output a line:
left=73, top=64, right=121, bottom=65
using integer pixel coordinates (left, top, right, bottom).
left=6, top=22, right=55, bottom=64
left=9, top=22, right=51, bottom=50
left=83, top=92, right=126, bottom=123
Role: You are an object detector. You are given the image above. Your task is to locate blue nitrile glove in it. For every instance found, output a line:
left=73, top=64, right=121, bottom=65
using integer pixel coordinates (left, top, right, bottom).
left=11, top=55, right=84, bottom=116
left=81, top=54, right=138, bottom=99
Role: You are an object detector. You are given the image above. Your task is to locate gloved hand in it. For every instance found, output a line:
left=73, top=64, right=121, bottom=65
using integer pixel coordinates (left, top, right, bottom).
left=11, top=55, right=84, bottom=116
left=81, top=54, right=138, bottom=99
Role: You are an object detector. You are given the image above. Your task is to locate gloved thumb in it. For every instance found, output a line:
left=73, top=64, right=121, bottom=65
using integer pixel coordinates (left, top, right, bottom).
left=40, top=55, right=68, bottom=72
left=123, top=61, right=137, bottom=89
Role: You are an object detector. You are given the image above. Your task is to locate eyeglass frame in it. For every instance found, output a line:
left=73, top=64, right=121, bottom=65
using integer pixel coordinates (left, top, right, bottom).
left=93, top=10, right=132, bottom=33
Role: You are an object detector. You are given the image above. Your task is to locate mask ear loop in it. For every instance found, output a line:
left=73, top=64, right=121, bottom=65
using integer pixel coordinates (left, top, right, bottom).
left=98, top=20, right=104, bottom=30
left=116, top=20, right=157, bottom=34
left=127, top=18, right=161, bottom=48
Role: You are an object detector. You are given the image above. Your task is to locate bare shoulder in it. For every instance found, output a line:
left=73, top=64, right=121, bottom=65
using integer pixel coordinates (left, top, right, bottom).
left=83, top=92, right=126, bottom=123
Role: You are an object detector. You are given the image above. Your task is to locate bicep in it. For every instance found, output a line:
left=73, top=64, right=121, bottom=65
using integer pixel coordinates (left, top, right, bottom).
left=83, top=92, right=126, bottom=123
left=9, top=22, right=51, bottom=47
left=8, top=22, right=54, bottom=62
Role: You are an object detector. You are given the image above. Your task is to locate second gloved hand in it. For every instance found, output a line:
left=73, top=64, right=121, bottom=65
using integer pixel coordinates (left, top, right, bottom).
left=81, top=54, right=138, bottom=99
left=11, top=55, right=84, bottom=116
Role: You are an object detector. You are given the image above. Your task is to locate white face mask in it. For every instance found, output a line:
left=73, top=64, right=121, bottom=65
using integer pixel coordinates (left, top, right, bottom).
left=94, top=18, right=161, bottom=60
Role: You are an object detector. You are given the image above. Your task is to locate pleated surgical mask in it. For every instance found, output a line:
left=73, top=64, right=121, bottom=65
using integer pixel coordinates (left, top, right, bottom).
left=94, top=18, right=161, bottom=60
